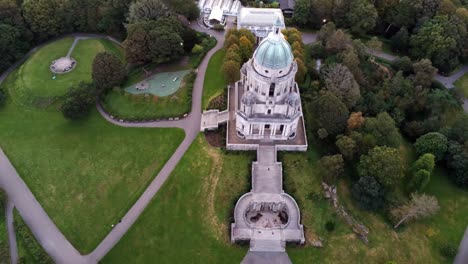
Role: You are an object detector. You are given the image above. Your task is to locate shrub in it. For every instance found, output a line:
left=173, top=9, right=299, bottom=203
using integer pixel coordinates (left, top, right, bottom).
left=325, top=221, right=335, bottom=232
left=415, top=132, right=448, bottom=161
left=0, top=89, right=5, bottom=106
left=439, top=242, right=457, bottom=259
left=191, top=44, right=203, bottom=54
left=352, top=176, right=385, bottom=210
left=61, top=82, right=96, bottom=120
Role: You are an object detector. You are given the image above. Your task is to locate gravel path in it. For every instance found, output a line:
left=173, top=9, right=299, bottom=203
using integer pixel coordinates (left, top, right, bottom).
left=6, top=200, right=18, bottom=264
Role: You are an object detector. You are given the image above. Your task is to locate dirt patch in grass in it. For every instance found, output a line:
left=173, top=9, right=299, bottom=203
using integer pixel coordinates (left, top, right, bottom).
left=204, top=125, right=226, bottom=148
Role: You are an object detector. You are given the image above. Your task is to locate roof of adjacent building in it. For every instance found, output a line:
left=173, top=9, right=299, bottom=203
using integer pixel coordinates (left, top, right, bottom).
left=254, top=30, right=293, bottom=69
left=278, top=0, right=295, bottom=10
left=238, top=8, right=285, bottom=27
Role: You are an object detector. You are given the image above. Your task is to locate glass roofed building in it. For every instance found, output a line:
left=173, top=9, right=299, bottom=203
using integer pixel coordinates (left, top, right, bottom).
left=237, top=8, right=285, bottom=43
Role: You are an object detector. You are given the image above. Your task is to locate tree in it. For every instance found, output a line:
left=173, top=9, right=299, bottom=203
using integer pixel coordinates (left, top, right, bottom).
left=362, top=112, right=401, bottom=147
left=358, top=146, right=404, bottom=188
left=317, top=22, right=336, bottom=43
left=127, top=0, right=169, bottom=23
left=347, top=112, right=365, bottom=130
left=318, top=154, right=344, bottom=183
left=367, top=37, right=382, bottom=52
left=0, top=89, right=5, bottom=106
left=412, top=59, right=438, bottom=88
left=414, top=132, right=448, bottom=161
left=390, top=27, right=410, bottom=52
left=61, top=83, right=96, bottom=120
left=0, top=24, right=29, bottom=73
left=317, top=128, right=328, bottom=139
left=445, top=141, right=468, bottom=188
left=408, top=153, right=435, bottom=192
left=393, top=56, right=413, bottom=75
left=292, top=0, right=313, bottom=26
left=322, top=63, right=360, bottom=108
left=92, top=52, right=126, bottom=94
left=325, top=29, right=352, bottom=54
left=22, top=0, right=70, bottom=40
left=224, top=35, right=239, bottom=50
left=346, top=0, right=378, bottom=35
left=239, top=36, right=254, bottom=62
left=336, top=135, right=358, bottom=161
left=191, top=44, right=203, bottom=54
left=409, top=169, right=431, bottom=192
left=410, top=15, right=466, bottom=72
left=312, top=92, right=349, bottom=136
left=222, top=60, right=240, bottom=83
left=391, top=193, right=440, bottom=228
left=352, top=176, right=385, bottom=210
left=295, top=58, right=307, bottom=84
left=123, top=18, right=184, bottom=65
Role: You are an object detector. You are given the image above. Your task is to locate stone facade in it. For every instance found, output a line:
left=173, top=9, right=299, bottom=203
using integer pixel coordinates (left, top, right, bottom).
left=235, top=24, right=302, bottom=141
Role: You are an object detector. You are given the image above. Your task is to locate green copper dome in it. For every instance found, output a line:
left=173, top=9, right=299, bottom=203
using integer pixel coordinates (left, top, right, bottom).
left=254, top=32, right=293, bottom=70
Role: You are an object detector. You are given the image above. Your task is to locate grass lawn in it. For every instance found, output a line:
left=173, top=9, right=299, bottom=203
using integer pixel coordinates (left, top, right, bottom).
left=203, top=49, right=227, bottom=110
left=14, top=210, right=53, bottom=264
left=0, top=64, right=185, bottom=253
left=102, top=72, right=195, bottom=120
left=12, top=38, right=123, bottom=108
left=102, top=136, right=250, bottom=263
left=455, top=73, right=468, bottom=98
left=0, top=191, right=9, bottom=263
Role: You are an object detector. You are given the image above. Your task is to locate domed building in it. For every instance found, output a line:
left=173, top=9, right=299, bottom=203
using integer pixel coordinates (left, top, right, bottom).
left=235, top=20, right=303, bottom=141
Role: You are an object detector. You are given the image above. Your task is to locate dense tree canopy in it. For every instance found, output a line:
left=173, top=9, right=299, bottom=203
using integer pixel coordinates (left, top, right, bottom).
left=92, top=52, right=126, bottom=94
left=0, top=24, right=29, bottom=73
left=123, top=17, right=184, bottom=65
left=127, top=0, right=169, bottom=24
left=61, top=82, right=96, bottom=120
left=322, top=63, right=361, bottom=109
left=362, top=112, right=401, bottom=148
left=22, top=0, right=69, bottom=40
left=346, top=0, right=378, bottom=35
left=414, top=132, right=448, bottom=161
left=312, top=92, right=349, bottom=136
left=358, top=146, right=404, bottom=188
left=352, top=176, right=386, bottom=210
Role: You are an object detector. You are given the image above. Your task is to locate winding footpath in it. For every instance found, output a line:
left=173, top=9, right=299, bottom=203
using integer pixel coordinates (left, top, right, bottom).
left=1, top=25, right=467, bottom=264
left=0, top=23, right=226, bottom=263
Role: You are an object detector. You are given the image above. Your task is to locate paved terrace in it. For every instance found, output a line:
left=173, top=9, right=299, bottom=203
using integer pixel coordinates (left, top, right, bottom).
left=232, top=145, right=305, bottom=264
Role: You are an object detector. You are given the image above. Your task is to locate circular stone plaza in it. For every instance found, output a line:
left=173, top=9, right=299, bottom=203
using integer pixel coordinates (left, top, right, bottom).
left=50, top=57, right=77, bottom=74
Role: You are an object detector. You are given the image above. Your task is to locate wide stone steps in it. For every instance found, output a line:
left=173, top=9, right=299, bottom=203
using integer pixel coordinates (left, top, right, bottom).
left=252, top=163, right=282, bottom=193
left=257, top=145, right=276, bottom=165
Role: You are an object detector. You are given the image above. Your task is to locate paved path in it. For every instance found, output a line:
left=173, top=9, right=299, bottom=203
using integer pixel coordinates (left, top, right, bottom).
left=0, top=22, right=225, bottom=263
left=455, top=227, right=468, bottom=264
left=87, top=21, right=227, bottom=261
left=6, top=200, right=18, bottom=264
left=0, top=148, right=87, bottom=264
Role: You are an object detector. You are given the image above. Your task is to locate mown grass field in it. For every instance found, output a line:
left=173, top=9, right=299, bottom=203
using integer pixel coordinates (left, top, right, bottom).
left=202, top=49, right=227, bottom=110
left=0, top=39, right=185, bottom=253
left=102, top=136, right=248, bottom=263
left=0, top=191, right=9, bottom=263
left=102, top=72, right=195, bottom=120
left=12, top=38, right=122, bottom=108
left=102, top=135, right=467, bottom=263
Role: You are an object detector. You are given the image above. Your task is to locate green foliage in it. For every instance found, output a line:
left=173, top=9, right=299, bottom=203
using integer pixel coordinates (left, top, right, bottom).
left=317, top=128, right=328, bottom=139
left=123, top=17, right=184, bottom=65
left=191, top=44, right=204, bottom=54
left=414, top=132, right=448, bottom=161
left=127, top=0, right=170, bottom=23
left=0, top=24, right=29, bottom=73
left=352, top=176, right=385, bottom=210
left=358, top=146, right=404, bottom=188
left=14, top=211, right=53, bottom=264
left=312, top=92, right=349, bottom=136
left=346, top=0, right=378, bottom=35
left=318, top=154, right=344, bottom=183
left=325, top=220, right=335, bottom=232
left=22, top=0, right=69, bottom=40
left=392, top=56, right=413, bottom=75
left=222, top=60, right=240, bottom=83
left=409, top=169, right=431, bottom=192
left=322, top=63, right=360, bottom=109
left=92, top=52, right=126, bottom=95
left=390, top=27, right=410, bottom=52
left=61, top=82, right=96, bottom=120
left=362, top=112, right=401, bottom=148
left=445, top=141, right=468, bottom=188
left=336, top=135, right=358, bottom=161
left=410, top=15, right=466, bottom=73
left=0, top=89, right=5, bottom=106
